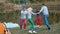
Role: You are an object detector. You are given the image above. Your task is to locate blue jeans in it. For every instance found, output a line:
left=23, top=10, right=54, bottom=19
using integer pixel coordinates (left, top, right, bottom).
left=44, top=15, right=50, bottom=28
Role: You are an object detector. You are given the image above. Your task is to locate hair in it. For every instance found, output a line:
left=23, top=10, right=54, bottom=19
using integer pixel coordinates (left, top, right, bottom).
left=22, top=6, right=26, bottom=9
left=42, top=3, right=46, bottom=6
left=42, top=4, right=45, bottom=5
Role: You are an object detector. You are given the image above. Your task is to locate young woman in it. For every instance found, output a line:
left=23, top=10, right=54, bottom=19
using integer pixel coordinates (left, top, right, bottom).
left=20, top=6, right=27, bottom=30
left=27, top=7, right=37, bottom=33
left=35, top=11, right=42, bottom=28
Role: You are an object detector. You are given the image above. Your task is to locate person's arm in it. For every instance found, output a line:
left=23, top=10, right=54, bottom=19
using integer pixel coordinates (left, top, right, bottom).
left=38, top=7, right=43, bottom=14
left=31, top=12, right=37, bottom=15
left=21, top=10, right=23, bottom=14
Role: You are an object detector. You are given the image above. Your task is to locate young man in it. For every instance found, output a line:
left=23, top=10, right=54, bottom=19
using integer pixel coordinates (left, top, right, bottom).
left=20, top=6, right=27, bottom=30
left=38, top=4, right=51, bottom=30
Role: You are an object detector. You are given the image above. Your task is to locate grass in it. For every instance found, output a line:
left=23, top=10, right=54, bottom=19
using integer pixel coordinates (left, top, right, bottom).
left=9, top=23, right=60, bottom=34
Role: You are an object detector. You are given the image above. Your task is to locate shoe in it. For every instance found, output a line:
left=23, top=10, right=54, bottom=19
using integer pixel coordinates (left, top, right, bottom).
left=35, top=25, right=40, bottom=28
left=39, top=26, right=42, bottom=28
left=48, top=28, right=50, bottom=30
left=35, top=25, right=42, bottom=28
left=29, top=30, right=33, bottom=33
left=33, top=31, right=37, bottom=33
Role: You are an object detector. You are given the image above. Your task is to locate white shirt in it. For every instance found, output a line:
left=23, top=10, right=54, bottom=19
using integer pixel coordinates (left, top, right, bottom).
left=27, top=12, right=34, bottom=19
left=39, top=6, right=49, bottom=15
left=27, top=7, right=36, bottom=19
left=20, top=10, right=27, bottom=19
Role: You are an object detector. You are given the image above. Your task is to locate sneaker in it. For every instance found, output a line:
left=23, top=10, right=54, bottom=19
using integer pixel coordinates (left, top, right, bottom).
left=33, top=31, right=37, bottom=33
left=48, top=28, right=50, bottom=30
left=35, top=25, right=40, bottom=28
left=39, top=26, right=42, bottom=28
left=35, top=25, right=42, bottom=28
left=29, top=30, right=33, bottom=33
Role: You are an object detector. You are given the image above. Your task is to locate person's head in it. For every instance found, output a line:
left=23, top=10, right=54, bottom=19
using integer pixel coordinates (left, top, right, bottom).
left=22, top=6, right=26, bottom=11
left=27, top=7, right=33, bottom=12
left=42, top=3, right=46, bottom=6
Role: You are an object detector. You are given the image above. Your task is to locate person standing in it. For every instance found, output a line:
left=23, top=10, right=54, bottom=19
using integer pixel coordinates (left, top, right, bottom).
left=35, top=10, right=42, bottom=28
left=20, top=6, right=27, bottom=30
left=38, top=4, right=51, bottom=30
left=27, top=7, right=37, bottom=33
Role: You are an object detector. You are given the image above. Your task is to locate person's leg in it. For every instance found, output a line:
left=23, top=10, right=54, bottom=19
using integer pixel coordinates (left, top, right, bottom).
left=24, top=19, right=27, bottom=30
left=36, top=16, right=42, bottom=26
left=28, top=19, right=34, bottom=30
left=35, top=19, right=42, bottom=29
left=28, top=19, right=37, bottom=33
left=28, top=19, right=34, bottom=33
left=44, top=15, right=50, bottom=30
left=38, top=16, right=42, bottom=26
left=20, top=19, right=23, bottom=30
left=36, top=18, right=39, bottom=25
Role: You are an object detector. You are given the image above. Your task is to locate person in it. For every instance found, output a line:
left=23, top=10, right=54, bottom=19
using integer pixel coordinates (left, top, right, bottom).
left=27, top=7, right=37, bottom=33
left=38, top=4, right=51, bottom=30
left=35, top=10, right=42, bottom=28
left=0, top=22, right=11, bottom=34
left=5, top=30, right=11, bottom=34
left=20, top=6, right=27, bottom=30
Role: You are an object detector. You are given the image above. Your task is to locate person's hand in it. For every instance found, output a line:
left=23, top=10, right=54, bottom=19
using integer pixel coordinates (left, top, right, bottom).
left=34, top=14, right=37, bottom=15
left=6, top=30, right=11, bottom=34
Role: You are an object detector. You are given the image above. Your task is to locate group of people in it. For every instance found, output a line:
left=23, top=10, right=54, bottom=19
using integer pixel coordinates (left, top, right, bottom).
left=20, top=4, right=51, bottom=33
